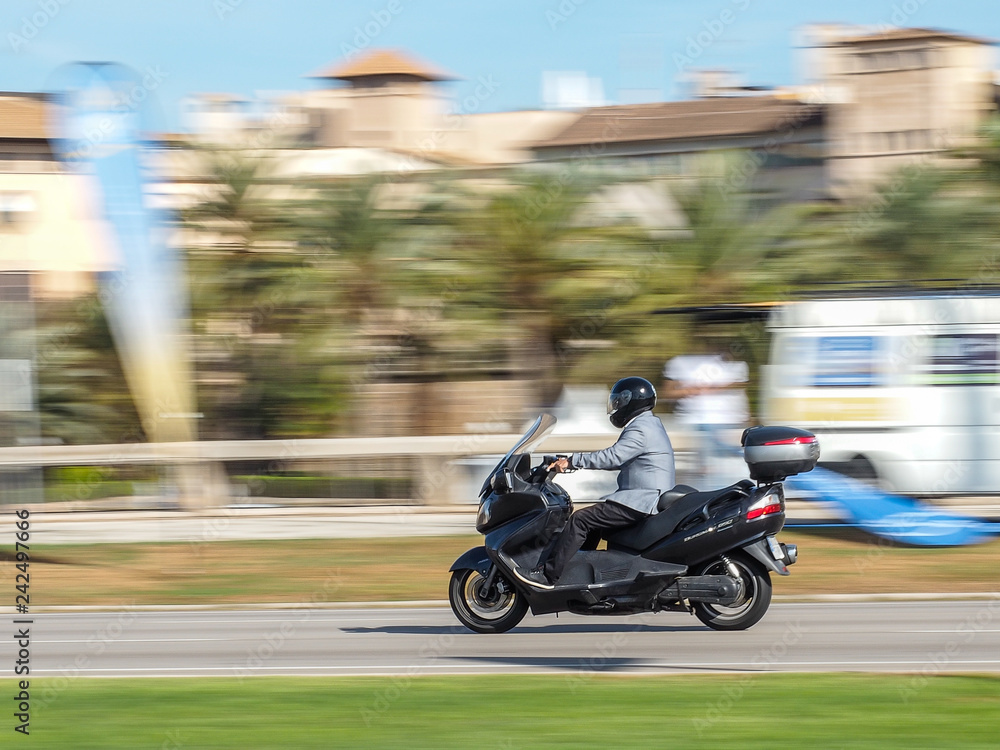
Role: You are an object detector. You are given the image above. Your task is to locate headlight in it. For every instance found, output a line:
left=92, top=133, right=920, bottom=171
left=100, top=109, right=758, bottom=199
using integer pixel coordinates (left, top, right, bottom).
left=477, top=499, right=491, bottom=528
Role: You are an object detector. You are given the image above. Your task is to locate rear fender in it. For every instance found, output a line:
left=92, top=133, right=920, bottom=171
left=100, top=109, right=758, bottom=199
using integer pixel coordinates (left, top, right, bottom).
left=742, top=538, right=790, bottom=576
left=449, top=546, right=492, bottom=576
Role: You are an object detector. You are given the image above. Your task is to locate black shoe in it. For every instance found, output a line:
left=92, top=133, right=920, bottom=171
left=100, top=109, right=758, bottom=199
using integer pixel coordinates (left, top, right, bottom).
left=512, top=566, right=554, bottom=590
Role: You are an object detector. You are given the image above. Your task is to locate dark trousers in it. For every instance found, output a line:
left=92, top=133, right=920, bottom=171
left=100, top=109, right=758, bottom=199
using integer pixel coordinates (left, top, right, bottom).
left=543, top=501, right=646, bottom=582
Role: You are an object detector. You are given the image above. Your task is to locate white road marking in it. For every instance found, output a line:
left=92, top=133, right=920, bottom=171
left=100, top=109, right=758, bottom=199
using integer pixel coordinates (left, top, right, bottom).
left=900, top=629, right=1000, bottom=633
left=35, top=638, right=254, bottom=644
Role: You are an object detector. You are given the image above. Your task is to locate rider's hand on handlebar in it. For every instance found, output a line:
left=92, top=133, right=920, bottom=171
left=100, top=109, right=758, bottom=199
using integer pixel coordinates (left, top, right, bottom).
left=548, top=457, right=571, bottom=473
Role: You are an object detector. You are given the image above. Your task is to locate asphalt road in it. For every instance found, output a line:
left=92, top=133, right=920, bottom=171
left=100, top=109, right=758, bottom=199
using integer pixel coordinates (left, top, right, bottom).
left=9, top=600, right=1000, bottom=678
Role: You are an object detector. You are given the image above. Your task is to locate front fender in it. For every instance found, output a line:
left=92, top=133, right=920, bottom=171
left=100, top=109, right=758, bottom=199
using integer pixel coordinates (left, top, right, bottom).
left=449, top=546, right=492, bottom=576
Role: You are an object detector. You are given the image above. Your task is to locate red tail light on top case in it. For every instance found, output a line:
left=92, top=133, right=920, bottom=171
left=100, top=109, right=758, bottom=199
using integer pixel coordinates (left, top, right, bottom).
left=761, top=435, right=817, bottom=446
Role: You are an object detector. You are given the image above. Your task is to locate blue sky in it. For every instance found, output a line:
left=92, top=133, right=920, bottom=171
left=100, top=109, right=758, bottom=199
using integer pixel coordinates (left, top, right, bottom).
left=2, top=0, right=998, bottom=130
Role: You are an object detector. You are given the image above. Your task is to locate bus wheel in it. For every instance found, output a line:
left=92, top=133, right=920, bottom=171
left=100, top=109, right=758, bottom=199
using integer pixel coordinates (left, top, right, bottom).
left=843, top=456, right=877, bottom=482
left=828, top=456, right=891, bottom=491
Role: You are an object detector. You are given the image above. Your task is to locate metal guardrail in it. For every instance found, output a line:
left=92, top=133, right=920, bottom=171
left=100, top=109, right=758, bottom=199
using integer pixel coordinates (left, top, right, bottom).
left=0, top=433, right=678, bottom=507
left=0, top=433, right=648, bottom=467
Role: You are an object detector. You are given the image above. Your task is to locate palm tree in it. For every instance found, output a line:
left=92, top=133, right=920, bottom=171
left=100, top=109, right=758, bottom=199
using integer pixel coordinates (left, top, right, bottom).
left=835, top=166, right=993, bottom=282
left=284, top=172, right=487, bottom=434
left=955, top=115, right=1000, bottom=183
left=33, top=297, right=143, bottom=445
left=438, top=172, right=645, bottom=403
left=608, top=176, right=816, bottom=381
left=182, top=150, right=346, bottom=439
left=286, top=175, right=409, bottom=326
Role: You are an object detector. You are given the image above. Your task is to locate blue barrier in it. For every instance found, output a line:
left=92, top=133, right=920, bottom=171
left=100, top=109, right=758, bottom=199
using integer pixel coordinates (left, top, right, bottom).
left=787, top=467, right=1000, bottom=547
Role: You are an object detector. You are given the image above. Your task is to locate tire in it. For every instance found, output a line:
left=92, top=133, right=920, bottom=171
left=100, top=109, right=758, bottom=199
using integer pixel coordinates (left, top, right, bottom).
left=449, top=568, right=528, bottom=634
left=692, top=552, right=772, bottom=631
left=823, top=456, right=888, bottom=490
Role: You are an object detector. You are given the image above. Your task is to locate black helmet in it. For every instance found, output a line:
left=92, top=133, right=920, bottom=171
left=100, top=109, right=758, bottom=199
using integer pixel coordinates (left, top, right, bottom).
left=607, top=376, right=656, bottom=428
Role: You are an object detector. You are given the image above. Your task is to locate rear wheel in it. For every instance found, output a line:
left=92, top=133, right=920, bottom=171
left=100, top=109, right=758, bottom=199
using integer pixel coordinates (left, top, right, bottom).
left=692, top=553, right=772, bottom=631
left=449, top=568, right=528, bottom=634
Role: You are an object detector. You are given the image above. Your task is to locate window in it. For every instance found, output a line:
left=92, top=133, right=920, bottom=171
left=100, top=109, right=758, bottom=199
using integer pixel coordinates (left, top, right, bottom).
left=0, top=192, right=36, bottom=230
left=919, top=334, right=999, bottom=385
left=852, top=47, right=931, bottom=73
left=878, top=52, right=898, bottom=70
left=813, top=336, right=883, bottom=386
left=777, top=335, right=884, bottom=387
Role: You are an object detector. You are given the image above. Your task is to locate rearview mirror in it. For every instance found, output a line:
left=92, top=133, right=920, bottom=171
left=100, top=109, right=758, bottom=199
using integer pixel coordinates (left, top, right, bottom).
left=491, top=467, right=515, bottom=493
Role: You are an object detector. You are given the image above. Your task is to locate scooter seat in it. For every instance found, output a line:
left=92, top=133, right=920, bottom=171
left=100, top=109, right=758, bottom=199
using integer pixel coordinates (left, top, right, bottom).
left=605, top=482, right=749, bottom=552
left=657, top=484, right=698, bottom=511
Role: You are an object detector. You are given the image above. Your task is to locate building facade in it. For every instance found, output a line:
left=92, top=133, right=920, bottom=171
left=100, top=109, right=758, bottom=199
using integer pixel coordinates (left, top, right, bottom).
left=802, top=25, right=997, bottom=195
left=0, top=93, right=112, bottom=298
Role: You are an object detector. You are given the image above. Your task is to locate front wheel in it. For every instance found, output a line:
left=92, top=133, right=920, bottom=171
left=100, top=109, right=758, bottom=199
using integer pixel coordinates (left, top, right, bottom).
left=449, top=568, right=528, bottom=634
left=692, top=552, right=772, bottom=631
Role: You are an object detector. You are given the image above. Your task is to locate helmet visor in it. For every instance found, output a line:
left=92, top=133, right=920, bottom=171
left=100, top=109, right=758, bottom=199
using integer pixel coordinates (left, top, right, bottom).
left=607, top=389, right=632, bottom=415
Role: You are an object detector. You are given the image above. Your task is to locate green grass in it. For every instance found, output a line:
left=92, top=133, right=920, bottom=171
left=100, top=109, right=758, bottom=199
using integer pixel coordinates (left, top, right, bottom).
left=7, top=674, right=999, bottom=748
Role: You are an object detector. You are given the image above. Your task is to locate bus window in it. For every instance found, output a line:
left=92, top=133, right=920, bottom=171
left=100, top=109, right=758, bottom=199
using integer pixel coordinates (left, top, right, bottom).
left=812, top=336, right=882, bottom=387
left=919, top=333, right=999, bottom=385
left=774, top=336, right=816, bottom=387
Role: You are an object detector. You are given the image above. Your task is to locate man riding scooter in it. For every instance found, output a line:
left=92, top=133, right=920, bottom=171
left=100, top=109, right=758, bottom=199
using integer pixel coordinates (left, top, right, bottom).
left=513, top=376, right=675, bottom=589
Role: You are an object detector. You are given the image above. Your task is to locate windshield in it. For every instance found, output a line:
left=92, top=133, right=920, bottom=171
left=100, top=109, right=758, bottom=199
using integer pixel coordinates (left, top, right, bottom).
left=479, top=413, right=557, bottom=496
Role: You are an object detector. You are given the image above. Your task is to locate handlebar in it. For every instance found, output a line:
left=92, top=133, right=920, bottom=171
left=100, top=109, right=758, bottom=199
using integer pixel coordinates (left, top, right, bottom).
left=528, top=463, right=552, bottom=483
left=533, top=454, right=574, bottom=482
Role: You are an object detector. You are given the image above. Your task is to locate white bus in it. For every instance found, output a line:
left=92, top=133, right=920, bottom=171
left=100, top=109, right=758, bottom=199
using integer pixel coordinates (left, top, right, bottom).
left=760, top=292, right=1000, bottom=495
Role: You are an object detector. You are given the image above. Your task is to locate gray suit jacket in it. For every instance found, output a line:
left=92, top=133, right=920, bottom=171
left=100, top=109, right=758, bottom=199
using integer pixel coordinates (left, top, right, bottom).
left=571, top=411, right=675, bottom=515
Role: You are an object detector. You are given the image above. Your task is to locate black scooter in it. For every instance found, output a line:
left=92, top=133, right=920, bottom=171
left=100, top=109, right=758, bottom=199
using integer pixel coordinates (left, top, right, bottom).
left=449, top=414, right=818, bottom=633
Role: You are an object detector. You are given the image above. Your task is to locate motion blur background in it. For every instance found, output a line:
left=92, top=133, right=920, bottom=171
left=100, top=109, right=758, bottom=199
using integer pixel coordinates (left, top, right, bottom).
left=4, top=0, right=1000, bottom=509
